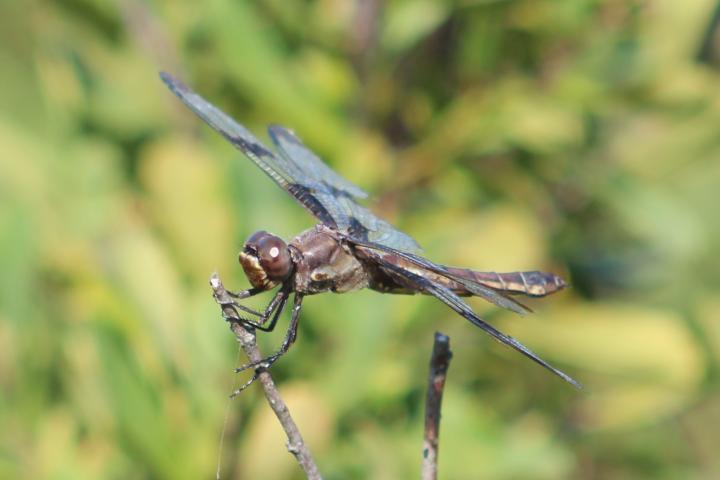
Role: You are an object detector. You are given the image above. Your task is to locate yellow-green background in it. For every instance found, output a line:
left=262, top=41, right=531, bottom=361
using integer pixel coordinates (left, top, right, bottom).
left=2, top=0, right=719, bottom=478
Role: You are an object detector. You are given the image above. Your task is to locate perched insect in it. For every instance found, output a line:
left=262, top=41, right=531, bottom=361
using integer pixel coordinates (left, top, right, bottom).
left=161, top=72, right=580, bottom=389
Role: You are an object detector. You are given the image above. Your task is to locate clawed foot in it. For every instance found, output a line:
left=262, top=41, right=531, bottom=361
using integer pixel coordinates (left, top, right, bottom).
left=234, top=353, right=281, bottom=374
left=229, top=372, right=261, bottom=398
left=228, top=354, right=283, bottom=397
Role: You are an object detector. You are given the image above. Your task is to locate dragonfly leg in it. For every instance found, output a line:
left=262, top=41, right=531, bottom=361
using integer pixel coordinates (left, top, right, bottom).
left=213, top=283, right=263, bottom=316
left=243, top=289, right=289, bottom=332
left=223, top=288, right=289, bottom=332
left=215, top=281, right=291, bottom=322
left=226, top=287, right=262, bottom=300
left=234, top=294, right=304, bottom=375
left=220, top=287, right=265, bottom=317
left=256, top=287, right=289, bottom=327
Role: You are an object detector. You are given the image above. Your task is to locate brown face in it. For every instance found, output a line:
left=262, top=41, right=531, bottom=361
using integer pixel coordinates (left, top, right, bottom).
left=238, top=231, right=293, bottom=289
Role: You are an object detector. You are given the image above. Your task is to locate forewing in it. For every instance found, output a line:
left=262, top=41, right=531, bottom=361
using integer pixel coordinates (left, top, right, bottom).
left=161, top=72, right=423, bottom=251
left=374, top=255, right=581, bottom=388
left=160, top=72, right=339, bottom=227
left=269, top=125, right=368, bottom=199
left=269, top=125, right=422, bottom=253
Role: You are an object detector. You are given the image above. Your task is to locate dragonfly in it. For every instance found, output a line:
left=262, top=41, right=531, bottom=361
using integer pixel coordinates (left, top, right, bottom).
left=160, top=72, right=581, bottom=389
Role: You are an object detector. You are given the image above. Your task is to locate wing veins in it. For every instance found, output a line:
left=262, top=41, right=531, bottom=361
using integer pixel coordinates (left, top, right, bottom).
left=160, top=72, right=345, bottom=226
left=378, top=259, right=581, bottom=388
left=161, top=72, right=422, bottom=252
left=348, top=235, right=532, bottom=316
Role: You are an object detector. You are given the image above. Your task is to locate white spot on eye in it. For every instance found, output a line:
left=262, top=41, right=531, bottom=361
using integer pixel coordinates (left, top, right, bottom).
left=269, top=246, right=280, bottom=258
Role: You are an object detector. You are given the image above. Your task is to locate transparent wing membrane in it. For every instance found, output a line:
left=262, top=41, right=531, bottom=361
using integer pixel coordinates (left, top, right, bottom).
left=161, top=72, right=421, bottom=253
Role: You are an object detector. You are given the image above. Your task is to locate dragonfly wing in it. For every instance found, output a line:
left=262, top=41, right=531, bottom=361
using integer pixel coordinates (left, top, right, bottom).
left=161, top=72, right=422, bottom=253
left=161, top=72, right=357, bottom=227
left=269, top=124, right=422, bottom=253
left=268, top=125, right=368, bottom=199
left=349, top=236, right=532, bottom=316
left=372, top=254, right=581, bottom=388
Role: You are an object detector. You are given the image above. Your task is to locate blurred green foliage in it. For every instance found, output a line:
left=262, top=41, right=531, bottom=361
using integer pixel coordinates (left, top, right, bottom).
left=2, top=0, right=720, bottom=478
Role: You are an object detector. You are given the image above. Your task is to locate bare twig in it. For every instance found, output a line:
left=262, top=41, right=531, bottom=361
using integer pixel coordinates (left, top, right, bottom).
left=422, top=332, right=453, bottom=480
left=210, top=273, right=323, bottom=480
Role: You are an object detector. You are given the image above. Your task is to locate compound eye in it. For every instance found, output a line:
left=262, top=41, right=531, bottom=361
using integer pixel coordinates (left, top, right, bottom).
left=257, top=235, right=292, bottom=281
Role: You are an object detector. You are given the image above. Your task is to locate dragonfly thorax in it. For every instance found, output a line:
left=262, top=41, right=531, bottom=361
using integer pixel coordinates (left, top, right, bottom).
left=239, top=231, right=294, bottom=289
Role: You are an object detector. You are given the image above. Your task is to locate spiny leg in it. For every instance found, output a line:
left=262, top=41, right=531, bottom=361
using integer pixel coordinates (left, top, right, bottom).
left=230, top=294, right=303, bottom=397
left=215, top=298, right=262, bottom=324
left=215, top=284, right=288, bottom=327
left=251, top=290, right=289, bottom=332
left=226, top=286, right=262, bottom=300
left=236, top=287, right=289, bottom=331
left=213, top=285, right=264, bottom=318
left=225, top=286, right=282, bottom=318
left=229, top=368, right=262, bottom=398
left=233, top=294, right=304, bottom=379
left=226, top=291, right=293, bottom=396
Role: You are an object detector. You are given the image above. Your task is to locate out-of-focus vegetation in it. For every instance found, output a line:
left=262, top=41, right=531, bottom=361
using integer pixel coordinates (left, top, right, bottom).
left=2, top=0, right=720, bottom=478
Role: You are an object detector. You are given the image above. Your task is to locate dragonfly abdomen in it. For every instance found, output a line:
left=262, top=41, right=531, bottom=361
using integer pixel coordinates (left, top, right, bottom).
left=447, top=269, right=566, bottom=297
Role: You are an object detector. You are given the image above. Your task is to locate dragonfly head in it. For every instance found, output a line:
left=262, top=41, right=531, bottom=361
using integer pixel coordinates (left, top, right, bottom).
left=239, top=231, right=293, bottom=289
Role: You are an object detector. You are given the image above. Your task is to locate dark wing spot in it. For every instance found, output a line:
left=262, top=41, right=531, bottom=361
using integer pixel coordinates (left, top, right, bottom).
left=347, top=217, right=370, bottom=242
left=287, top=184, right=338, bottom=228
left=378, top=259, right=581, bottom=388
left=231, top=136, right=275, bottom=158
left=324, top=184, right=357, bottom=200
